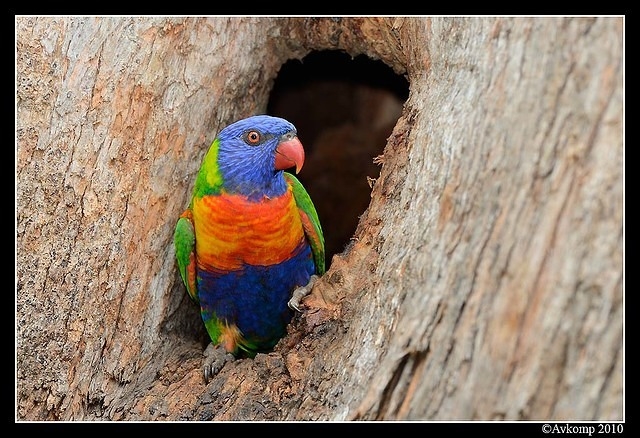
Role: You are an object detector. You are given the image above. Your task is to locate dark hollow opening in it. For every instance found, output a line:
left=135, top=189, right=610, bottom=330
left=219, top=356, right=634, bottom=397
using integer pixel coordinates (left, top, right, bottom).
left=267, top=50, right=409, bottom=267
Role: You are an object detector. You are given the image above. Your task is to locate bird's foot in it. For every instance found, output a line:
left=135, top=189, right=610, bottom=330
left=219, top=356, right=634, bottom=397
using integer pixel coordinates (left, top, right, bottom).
left=202, top=343, right=235, bottom=383
left=288, top=275, right=319, bottom=312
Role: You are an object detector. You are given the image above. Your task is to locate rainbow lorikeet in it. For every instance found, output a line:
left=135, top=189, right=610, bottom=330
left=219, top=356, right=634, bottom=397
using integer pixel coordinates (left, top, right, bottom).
left=174, top=115, right=325, bottom=381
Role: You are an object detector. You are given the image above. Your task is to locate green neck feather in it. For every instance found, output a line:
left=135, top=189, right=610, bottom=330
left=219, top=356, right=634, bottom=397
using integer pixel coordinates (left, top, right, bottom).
left=193, top=138, right=223, bottom=198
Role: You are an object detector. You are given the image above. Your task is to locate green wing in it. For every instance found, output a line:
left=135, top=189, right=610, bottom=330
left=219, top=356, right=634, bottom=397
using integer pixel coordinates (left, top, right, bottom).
left=174, top=209, right=198, bottom=302
left=284, top=172, right=325, bottom=275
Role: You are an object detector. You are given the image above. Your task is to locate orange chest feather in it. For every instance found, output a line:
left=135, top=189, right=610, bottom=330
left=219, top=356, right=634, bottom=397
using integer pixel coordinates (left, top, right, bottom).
left=192, top=191, right=305, bottom=271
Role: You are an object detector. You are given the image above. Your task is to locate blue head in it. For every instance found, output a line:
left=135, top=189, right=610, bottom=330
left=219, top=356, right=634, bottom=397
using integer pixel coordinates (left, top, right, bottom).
left=216, top=115, right=305, bottom=200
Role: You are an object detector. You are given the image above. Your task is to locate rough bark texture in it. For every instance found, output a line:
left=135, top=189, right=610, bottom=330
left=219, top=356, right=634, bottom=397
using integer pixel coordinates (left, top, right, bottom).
left=16, top=17, right=623, bottom=421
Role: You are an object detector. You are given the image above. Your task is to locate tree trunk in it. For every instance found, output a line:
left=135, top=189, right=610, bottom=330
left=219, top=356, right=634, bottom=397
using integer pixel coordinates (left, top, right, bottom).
left=16, top=16, right=623, bottom=421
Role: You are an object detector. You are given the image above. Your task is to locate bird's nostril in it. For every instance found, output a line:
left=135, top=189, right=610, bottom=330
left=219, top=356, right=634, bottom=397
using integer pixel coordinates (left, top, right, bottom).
left=282, top=131, right=296, bottom=141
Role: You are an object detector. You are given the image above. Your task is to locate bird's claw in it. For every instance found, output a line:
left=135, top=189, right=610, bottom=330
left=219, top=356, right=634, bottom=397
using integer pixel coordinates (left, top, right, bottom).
left=202, top=343, right=235, bottom=383
left=288, top=275, right=319, bottom=312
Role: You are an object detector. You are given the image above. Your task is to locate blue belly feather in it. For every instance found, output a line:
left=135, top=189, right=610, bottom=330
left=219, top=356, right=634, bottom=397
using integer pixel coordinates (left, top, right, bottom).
left=196, top=243, right=315, bottom=351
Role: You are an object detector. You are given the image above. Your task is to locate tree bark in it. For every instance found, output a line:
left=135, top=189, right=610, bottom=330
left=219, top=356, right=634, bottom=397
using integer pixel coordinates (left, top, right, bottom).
left=16, top=16, right=623, bottom=421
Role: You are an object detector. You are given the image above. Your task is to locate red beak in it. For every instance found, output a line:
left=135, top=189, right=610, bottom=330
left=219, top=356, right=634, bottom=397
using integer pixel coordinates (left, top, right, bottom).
left=274, top=136, right=305, bottom=174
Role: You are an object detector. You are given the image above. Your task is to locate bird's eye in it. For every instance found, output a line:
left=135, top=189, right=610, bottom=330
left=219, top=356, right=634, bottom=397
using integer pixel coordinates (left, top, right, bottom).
left=244, top=130, right=262, bottom=146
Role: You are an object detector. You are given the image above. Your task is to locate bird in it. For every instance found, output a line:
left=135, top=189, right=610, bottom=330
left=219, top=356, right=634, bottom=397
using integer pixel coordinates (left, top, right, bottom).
left=173, top=115, right=325, bottom=382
